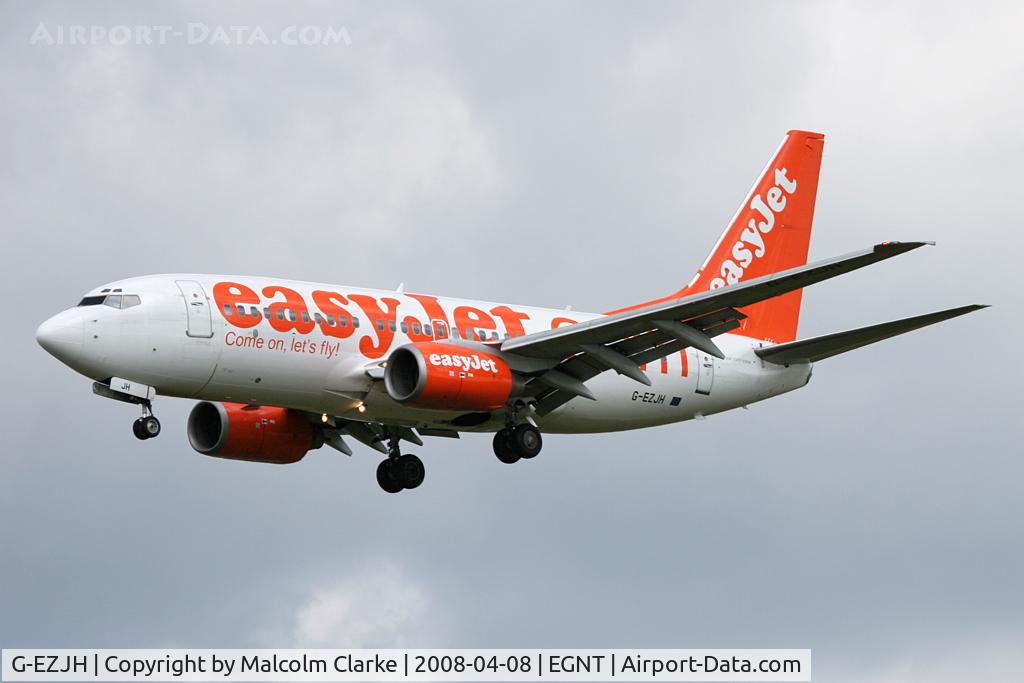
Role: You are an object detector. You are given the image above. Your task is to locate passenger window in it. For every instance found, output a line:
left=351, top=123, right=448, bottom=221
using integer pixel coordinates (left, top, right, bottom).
left=301, top=311, right=310, bottom=323
left=424, top=324, right=433, bottom=337
left=376, top=319, right=384, bottom=331
left=353, top=318, right=360, bottom=328
left=223, top=303, right=233, bottom=315
left=264, top=307, right=271, bottom=319
left=250, top=306, right=258, bottom=317
left=435, top=323, right=447, bottom=339
left=288, top=310, right=297, bottom=322
left=314, top=313, right=323, bottom=324
left=400, top=321, right=408, bottom=334
left=388, top=320, right=396, bottom=332
left=276, top=310, right=285, bottom=321
left=412, top=322, right=421, bottom=335
left=337, top=316, right=346, bottom=327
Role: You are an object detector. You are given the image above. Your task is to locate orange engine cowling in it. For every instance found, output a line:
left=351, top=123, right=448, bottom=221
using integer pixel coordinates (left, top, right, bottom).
left=187, top=402, right=321, bottom=464
left=384, top=342, right=518, bottom=411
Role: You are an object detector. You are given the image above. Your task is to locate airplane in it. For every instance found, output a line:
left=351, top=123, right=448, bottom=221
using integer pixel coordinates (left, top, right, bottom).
left=35, top=130, right=986, bottom=493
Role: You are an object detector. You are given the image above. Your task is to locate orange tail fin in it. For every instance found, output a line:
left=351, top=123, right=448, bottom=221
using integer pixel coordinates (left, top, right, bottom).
left=687, top=129, right=824, bottom=342
left=611, top=130, right=825, bottom=343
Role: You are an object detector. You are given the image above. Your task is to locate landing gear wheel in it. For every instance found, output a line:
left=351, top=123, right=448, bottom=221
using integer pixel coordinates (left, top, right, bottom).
left=133, top=416, right=161, bottom=440
left=376, top=458, right=404, bottom=493
left=140, top=416, right=161, bottom=439
left=493, top=430, right=520, bottom=464
left=511, top=424, right=542, bottom=459
left=396, top=454, right=425, bottom=489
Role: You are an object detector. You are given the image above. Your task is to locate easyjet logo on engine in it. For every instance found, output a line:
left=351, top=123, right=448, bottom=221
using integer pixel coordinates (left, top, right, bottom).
left=708, top=167, right=797, bottom=290
left=427, top=352, right=499, bottom=374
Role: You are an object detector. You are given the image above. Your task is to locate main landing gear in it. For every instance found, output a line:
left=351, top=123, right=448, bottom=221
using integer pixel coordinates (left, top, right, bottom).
left=132, top=401, right=161, bottom=440
left=492, top=424, right=543, bottom=463
left=493, top=403, right=543, bottom=464
left=376, top=431, right=425, bottom=493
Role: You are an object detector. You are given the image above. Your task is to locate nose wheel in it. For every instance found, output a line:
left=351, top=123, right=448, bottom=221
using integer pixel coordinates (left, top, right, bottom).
left=132, top=402, right=161, bottom=440
left=132, top=416, right=161, bottom=439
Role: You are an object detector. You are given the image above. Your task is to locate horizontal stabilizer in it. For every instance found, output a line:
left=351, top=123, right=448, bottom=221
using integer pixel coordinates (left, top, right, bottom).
left=755, top=304, right=988, bottom=364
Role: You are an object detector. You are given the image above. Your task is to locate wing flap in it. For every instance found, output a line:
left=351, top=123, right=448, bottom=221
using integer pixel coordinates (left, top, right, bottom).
left=755, top=304, right=988, bottom=364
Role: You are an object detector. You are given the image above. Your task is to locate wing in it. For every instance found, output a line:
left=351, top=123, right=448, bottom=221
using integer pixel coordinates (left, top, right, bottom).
left=754, top=304, right=987, bottom=365
left=498, top=241, right=932, bottom=414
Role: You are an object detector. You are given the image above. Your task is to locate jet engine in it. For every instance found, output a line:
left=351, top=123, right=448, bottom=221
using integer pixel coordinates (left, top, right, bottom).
left=187, top=401, right=322, bottom=464
left=384, top=342, right=520, bottom=411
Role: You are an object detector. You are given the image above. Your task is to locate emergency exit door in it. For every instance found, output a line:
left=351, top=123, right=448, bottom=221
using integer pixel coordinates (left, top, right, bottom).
left=695, top=351, right=715, bottom=395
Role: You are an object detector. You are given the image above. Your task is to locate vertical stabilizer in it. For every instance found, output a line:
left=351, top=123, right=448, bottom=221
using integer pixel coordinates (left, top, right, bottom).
left=684, top=130, right=825, bottom=342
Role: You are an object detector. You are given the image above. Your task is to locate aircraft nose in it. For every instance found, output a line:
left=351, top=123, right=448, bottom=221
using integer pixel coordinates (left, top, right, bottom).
left=36, top=309, right=85, bottom=360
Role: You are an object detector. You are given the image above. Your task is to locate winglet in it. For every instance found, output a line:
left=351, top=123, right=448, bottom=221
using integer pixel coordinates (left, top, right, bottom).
left=875, top=240, right=934, bottom=250
left=874, top=240, right=932, bottom=253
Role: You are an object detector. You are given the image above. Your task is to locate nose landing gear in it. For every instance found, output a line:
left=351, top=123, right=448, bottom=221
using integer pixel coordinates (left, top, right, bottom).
left=132, top=402, right=161, bottom=440
left=91, top=379, right=161, bottom=441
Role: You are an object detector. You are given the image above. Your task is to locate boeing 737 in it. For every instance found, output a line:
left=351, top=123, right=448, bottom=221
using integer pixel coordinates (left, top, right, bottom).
left=35, top=130, right=986, bottom=492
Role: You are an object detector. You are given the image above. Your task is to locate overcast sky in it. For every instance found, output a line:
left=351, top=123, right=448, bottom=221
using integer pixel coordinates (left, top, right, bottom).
left=2, top=1, right=1022, bottom=681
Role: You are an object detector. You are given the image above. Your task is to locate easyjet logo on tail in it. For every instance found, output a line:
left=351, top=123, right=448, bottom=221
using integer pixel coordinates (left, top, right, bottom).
left=708, top=168, right=797, bottom=290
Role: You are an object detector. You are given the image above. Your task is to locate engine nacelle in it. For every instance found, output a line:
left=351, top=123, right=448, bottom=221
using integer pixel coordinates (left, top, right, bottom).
left=187, top=401, right=321, bottom=464
left=384, top=342, right=518, bottom=411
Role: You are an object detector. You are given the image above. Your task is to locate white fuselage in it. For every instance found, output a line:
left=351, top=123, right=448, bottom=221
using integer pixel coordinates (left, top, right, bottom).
left=37, top=275, right=812, bottom=433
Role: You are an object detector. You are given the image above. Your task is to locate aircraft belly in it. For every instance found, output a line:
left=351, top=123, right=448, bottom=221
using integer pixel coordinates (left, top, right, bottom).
left=541, top=353, right=810, bottom=434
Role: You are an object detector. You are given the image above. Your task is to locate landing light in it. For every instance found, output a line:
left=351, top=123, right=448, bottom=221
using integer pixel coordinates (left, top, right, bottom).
left=321, top=413, right=329, bottom=423
left=356, top=403, right=366, bottom=413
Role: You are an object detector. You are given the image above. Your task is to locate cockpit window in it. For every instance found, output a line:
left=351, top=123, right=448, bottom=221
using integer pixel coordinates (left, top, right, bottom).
left=77, top=294, right=141, bottom=309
